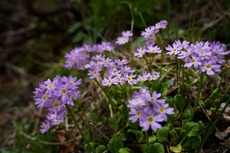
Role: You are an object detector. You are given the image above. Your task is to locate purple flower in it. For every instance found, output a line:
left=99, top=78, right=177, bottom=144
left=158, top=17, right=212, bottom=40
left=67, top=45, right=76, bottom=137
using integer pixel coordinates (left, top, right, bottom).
left=145, top=45, right=162, bottom=54
left=145, top=34, right=156, bottom=46
left=200, top=61, right=221, bottom=75
left=116, top=37, right=129, bottom=45
left=134, top=47, right=145, bottom=58
left=165, top=42, right=182, bottom=55
left=148, top=71, right=160, bottom=81
left=114, top=59, right=128, bottom=67
left=124, top=73, right=137, bottom=85
left=101, top=42, right=114, bottom=52
left=33, top=75, right=82, bottom=133
left=122, top=30, right=133, bottom=37
left=129, top=107, right=144, bottom=123
left=157, top=103, right=174, bottom=120
left=139, top=114, right=164, bottom=131
left=102, top=75, right=115, bottom=86
left=115, top=30, right=133, bottom=45
left=40, top=120, right=51, bottom=133
left=137, top=71, right=151, bottom=82
left=87, top=69, right=101, bottom=79
left=127, top=87, right=174, bottom=132
left=155, top=20, right=168, bottom=30
left=141, top=26, right=156, bottom=39
left=113, top=73, right=125, bottom=85
left=127, top=98, right=146, bottom=108
left=184, top=55, right=202, bottom=68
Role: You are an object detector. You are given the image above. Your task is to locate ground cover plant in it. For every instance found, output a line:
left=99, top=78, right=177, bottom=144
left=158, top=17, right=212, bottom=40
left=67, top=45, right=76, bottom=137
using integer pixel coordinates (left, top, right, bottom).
left=32, top=18, right=230, bottom=153
left=1, top=1, right=230, bottom=153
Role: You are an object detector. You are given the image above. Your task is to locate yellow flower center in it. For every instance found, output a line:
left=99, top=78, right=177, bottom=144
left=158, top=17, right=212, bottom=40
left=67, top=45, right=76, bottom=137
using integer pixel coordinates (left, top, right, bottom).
left=200, top=51, right=205, bottom=55
left=137, top=111, right=142, bottom=116
left=150, top=97, right=155, bottom=101
left=159, top=107, right=165, bottom=113
left=150, top=37, right=155, bottom=42
left=148, top=117, right=154, bottom=122
left=172, top=48, right=177, bottom=52
left=61, top=89, right=67, bottom=94
left=53, top=101, right=60, bottom=108
left=48, top=84, right=53, bottom=89
left=55, top=120, right=60, bottom=124
left=191, top=59, right=197, bottom=63
left=205, top=64, right=211, bottom=69
left=42, top=95, right=47, bottom=101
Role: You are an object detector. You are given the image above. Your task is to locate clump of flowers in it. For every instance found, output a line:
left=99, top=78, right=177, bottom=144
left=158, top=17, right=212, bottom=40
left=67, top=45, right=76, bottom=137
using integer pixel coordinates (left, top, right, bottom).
left=33, top=75, right=82, bottom=133
left=116, top=30, right=133, bottom=45
left=166, top=40, right=230, bottom=75
left=127, top=87, right=174, bottom=131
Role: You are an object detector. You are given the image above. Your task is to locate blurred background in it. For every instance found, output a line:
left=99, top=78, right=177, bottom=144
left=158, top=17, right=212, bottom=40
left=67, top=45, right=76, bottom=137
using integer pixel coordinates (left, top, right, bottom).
left=0, top=0, right=229, bottom=151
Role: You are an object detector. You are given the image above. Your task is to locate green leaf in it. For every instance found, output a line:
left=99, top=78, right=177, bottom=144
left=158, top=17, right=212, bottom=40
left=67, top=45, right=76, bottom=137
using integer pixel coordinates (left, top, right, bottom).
left=96, top=145, right=107, bottom=153
left=119, top=147, right=130, bottom=153
left=170, top=144, right=182, bottom=153
left=157, top=126, right=170, bottom=143
left=183, top=136, right=201, bottom=150
left=127, top=129, right=144, bottom=143
left=108, top=135, right=124, bottom=153
left=141, top=144, right=148, bottom=153
left=204, top=98, right=211, bottom=108
left=90, top=111, right=99, bottom=123
left=72, top=31, right=85, bottom=43
left=148, top=135, right=157, bottom=143
left=179, top=83, right=191, bottom=93
left=150, top=142, right=165, bottom=153
left=174, top=94, right=186, bottom=111
left=67, top=22, right=82, bottom=34
left=184, top=104, right=193, bottom=118
left=169, top=129, right=180, bottom=145
left=182, top=121, right=200, bottom=138
left=111, top=98, right=118, bottom=105
left=108, top=118, right=119, bottom=130
left=210, top=88, right=219, bottom=100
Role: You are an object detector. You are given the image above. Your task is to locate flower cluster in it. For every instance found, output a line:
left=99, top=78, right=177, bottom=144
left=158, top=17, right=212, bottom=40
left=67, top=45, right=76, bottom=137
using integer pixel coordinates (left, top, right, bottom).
left=141, top=20, right=167, bottom=46
left=166, top=40, right=230, bottom=75
left=115, top=30, right=133, bottom=45
left=133, top=21, right=167, bottom=58
left=127, top=87, right=174, bottom=131
left=65, top=42, right=114, bottom=70
left=33, top=75, right=82, bottom=133
left=64, top=41, right=160, bottom=86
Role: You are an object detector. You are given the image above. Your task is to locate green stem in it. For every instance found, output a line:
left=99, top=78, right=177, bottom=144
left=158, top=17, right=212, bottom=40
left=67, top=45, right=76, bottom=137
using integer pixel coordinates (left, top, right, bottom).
left=122, top=1, right=134, bottom=32
left=66, top=104, right=95, bottom=153
left=190, top=72, right=204, bottom=121
left=213, top=65, right=229, bottom=117
left=181, top=64, right=185, bottom=87
left=94, top=78, right=115, bottom=107
left=145, top=131, right=150, bottom=153
left=139, top=12, right=147, bottom=28
left=176, top=56, right=179, bottom=86
left=143, top=56, right=152, bottom=72
left=198, top=96, right=230, bottom=151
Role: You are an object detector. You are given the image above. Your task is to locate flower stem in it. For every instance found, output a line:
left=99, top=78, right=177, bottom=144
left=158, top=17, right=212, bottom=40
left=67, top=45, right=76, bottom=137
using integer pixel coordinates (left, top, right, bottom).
left=190, top=72, right=204, bottom=121
left=145, top=131, right=150, bottom=153
left=66, top=104, right=95, bottom=153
